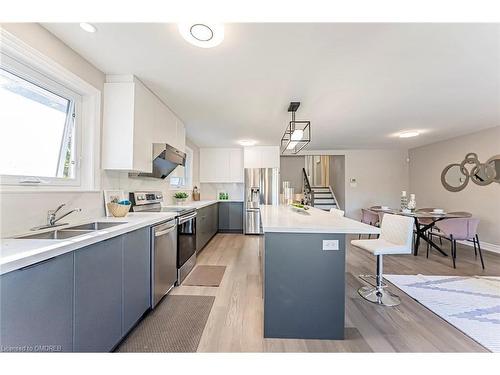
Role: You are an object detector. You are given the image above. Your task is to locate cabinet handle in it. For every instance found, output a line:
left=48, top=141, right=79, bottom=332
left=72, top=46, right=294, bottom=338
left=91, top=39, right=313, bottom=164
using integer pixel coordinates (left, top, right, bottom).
left=19, top=256, right=57, bottom=271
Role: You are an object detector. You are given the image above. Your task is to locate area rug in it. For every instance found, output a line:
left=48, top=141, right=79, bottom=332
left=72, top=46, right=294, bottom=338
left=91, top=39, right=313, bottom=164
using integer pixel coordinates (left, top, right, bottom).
left=116, top=295, right=215, bottom=352
left=385, top=274, right=500, bottom=352
left=183, top=265, right=226, bottom=287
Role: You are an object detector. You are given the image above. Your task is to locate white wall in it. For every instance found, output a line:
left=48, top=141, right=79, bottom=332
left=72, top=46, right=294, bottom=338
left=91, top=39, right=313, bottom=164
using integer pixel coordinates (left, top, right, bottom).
left=280, top=156, right=306, bottom=194
left=300, top=149, right=410, bottom=219
left=409, top=126, right=500, bottom=247
left=1, top=23, right=105, bottom=91
left=0, top=23, right=107, bottom=236
left=330, top=155, right=346, bottom=211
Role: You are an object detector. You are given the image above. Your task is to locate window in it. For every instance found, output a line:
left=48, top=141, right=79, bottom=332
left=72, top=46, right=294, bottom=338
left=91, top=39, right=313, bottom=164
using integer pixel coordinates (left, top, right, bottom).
left=0, top=53, right=81, bottom=186
left=170, top=146, right=193, bottom=189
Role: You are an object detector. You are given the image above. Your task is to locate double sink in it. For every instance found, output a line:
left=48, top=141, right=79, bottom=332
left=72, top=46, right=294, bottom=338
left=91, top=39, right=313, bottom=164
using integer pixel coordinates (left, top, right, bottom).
left=16, top=221, right=127, bottom=240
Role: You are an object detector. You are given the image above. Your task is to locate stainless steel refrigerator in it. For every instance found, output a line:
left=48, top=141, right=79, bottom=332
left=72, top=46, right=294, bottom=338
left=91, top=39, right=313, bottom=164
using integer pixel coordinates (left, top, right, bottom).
left=244, top=168, right=280, bottom=234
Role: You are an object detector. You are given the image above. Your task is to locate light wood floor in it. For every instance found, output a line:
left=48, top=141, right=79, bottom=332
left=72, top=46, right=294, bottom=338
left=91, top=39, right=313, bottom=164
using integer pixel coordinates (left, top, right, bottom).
left=171, top=233, right=500, bottom=352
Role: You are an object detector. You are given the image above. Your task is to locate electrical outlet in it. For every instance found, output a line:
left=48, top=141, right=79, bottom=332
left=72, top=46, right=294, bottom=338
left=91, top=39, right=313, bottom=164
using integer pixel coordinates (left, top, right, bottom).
left=322, top=240, right=339, bottom=251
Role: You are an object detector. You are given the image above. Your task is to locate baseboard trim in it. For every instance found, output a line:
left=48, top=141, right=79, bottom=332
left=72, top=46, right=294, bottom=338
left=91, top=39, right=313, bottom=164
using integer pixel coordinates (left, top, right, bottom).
left=457, top=240, right=500, bottom=254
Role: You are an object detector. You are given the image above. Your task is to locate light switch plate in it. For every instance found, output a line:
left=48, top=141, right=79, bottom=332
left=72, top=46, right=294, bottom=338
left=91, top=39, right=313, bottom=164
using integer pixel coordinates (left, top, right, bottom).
left=322, top=240, right=339, bottom=251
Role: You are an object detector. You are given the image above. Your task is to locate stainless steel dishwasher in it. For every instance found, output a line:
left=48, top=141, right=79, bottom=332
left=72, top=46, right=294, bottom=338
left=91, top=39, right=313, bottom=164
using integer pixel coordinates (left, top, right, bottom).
left=151, top=219, right=177, bottom=308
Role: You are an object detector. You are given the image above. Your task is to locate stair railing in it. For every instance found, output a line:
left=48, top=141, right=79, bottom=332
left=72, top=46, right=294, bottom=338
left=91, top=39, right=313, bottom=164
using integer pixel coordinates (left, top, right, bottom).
left=328, top=185, right=341, bottom=210
left=302, top=168, right=313, bottom=206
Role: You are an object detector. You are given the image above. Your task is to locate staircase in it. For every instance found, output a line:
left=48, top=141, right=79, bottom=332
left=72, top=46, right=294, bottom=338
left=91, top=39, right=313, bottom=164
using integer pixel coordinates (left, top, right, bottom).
left=301, top=168, right=340, bottom=211
left=311, top=186, right=339, bottom=211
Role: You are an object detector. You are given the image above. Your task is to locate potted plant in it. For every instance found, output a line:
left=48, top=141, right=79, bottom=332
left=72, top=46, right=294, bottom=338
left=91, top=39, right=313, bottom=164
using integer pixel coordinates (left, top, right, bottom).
left=174, top=192, right=189, bottom=204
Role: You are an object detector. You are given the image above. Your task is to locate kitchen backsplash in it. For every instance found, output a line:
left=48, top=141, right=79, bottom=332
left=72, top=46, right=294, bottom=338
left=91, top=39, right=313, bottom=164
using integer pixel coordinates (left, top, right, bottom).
left=200, top=183, right=244, bottom=201
left=0, top=191, right=104, bottom=237
left=102, top=170, right=194, bottom=205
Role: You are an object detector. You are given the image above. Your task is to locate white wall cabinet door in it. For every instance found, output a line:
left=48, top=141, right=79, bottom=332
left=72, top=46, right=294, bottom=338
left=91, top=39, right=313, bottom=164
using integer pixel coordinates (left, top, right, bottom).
left=244, top=146, right=280, bottom=169
left=200, top=148, right=243, bottom=183
left=132, top=80, right=155, bottom=173
left=243, top=147, right=260, bottom=168
left=260, top=146, right=280, bottom=168
left=154, top=100, right=177, bottom=146
left=229, top=149, right=244, bottom=182
left=215, top=149, right=230, bottom=182
left=200, top=149, right=217, bottom=182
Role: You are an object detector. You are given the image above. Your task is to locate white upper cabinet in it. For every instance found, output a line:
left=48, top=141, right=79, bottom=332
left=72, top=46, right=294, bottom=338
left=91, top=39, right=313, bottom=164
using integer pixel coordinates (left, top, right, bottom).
left=229, top=149, right=244, bottom=182
left=200, top=148, right=243, bottom=183
left=102, top=75, right=186, bottom=172
left=243, top=146, right=280, bottom=169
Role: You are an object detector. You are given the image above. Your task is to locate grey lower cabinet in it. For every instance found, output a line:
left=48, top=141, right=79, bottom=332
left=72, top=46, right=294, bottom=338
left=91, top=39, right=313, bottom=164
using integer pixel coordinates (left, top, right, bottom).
left=122, top=227, right=151, bottom=333
left=74, top=236, right=123, bottom=352
left=0, top=253, right=74, bottom=352
left=196, top=203, right=218, bottom=252
left=0, top=228, right=151, bottom=353
left=218, top=202, right=244, bottom=233
left=74, top=228, right=151, bottom=352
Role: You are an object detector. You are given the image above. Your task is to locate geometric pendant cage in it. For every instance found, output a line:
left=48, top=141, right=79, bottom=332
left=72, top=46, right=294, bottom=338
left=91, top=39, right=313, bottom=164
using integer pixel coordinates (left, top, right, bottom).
left=280, top=101, right=311, bottom=155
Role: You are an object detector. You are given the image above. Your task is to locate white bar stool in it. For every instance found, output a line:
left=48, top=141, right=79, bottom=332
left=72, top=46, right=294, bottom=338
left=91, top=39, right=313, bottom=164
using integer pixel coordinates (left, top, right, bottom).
left=351, top=213, right=414, bottom=307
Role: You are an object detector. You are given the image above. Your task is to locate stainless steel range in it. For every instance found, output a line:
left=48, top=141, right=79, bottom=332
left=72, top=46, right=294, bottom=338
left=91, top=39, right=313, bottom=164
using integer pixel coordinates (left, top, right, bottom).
left=130, top=191, right=197, bottom=287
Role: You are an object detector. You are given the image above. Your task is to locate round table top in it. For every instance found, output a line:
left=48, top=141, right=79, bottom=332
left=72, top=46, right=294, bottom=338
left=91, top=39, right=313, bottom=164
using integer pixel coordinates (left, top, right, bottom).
left=368, top=207, right=472, bottom=219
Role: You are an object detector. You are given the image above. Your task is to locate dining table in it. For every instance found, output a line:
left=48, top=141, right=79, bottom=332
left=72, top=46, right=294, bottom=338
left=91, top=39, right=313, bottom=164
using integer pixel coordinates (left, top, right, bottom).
left=368, top=208, right=472, bottom=256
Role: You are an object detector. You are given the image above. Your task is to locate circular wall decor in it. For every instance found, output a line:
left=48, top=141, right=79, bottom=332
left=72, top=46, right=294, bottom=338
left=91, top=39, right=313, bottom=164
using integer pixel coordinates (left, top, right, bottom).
left=485, top=154, right=500, bottom=183
left=441, top=153, right=499, bottom=192
left=441, top=163, right=469, bottom=192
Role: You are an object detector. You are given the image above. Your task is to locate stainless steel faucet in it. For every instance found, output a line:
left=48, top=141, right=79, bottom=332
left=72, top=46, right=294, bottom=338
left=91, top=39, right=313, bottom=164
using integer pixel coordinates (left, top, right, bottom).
left=31, top=204, right=82, bottom=231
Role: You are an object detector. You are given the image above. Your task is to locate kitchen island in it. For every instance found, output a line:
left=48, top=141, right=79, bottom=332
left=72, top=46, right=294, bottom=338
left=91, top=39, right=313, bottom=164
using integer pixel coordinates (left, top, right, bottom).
left=260, top=205, right=380, bottom=340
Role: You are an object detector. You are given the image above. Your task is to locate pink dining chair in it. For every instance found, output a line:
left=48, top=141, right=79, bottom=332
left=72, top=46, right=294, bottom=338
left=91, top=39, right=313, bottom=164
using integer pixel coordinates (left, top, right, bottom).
left=430, top=217, right=484, bottom=269
left=360, top=208, right=380, bottom=239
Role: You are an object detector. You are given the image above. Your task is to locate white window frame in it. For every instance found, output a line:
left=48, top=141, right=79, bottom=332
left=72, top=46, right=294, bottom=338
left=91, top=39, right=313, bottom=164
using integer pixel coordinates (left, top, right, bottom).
left=0, top=53, right=83, bottom=187
left=0, top=29, right=101, bottom=192
left=170, top=146, right=193, bottom=190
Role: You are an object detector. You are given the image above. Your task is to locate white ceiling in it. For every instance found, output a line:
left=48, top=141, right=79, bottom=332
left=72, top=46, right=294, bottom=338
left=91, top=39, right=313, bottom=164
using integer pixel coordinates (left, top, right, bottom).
left=43, top=23, right=500, bottom=149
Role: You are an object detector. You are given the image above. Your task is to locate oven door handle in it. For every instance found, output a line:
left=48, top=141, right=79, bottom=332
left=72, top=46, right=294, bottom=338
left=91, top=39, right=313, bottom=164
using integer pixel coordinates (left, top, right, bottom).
left=154, top=225, right=177, bottom=237
left=178, top=213, right=197, bottom=224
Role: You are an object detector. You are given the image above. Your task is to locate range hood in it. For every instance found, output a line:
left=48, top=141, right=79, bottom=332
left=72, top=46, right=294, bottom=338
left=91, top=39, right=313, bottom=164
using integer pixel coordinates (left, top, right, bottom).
left=132, top=143, right=186, bottom=179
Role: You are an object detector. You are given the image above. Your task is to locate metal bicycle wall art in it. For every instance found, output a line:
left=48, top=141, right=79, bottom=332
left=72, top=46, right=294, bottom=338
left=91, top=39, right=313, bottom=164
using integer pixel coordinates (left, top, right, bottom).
left=441, top=153, right=500, bottom=192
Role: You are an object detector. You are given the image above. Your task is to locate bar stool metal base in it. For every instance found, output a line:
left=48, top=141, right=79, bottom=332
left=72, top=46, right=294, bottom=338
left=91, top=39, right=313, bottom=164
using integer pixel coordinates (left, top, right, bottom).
left=358, top=254, right=401, bottom=307
left=358, top=285, right=401, bottom=307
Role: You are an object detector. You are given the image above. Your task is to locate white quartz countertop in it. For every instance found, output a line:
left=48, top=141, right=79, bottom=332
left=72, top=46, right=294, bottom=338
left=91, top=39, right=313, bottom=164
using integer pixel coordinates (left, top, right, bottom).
left=162, top=200, right=242, bottom=210
left=0, top=212, right=177, bottom=276
left=260, top=205, right=381, bottom=234
left=162, top=200, right=218, bottom=210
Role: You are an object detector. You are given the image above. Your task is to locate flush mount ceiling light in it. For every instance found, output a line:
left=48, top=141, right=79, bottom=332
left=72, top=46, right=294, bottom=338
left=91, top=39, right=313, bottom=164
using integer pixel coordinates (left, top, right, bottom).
left=178, top=23, right=224, bottom=48
left=280, top=102, right=311, bottom=155
left=399, top=131, right=420, bottom=138
left=238, top=140, right=257, bottom=147
left=79, top=22, right=97, bottom=33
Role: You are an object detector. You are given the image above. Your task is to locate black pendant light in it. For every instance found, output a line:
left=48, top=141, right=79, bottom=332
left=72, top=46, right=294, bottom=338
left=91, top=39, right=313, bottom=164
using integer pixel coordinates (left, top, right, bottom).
left=280, top=102, right=311, bottom=154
